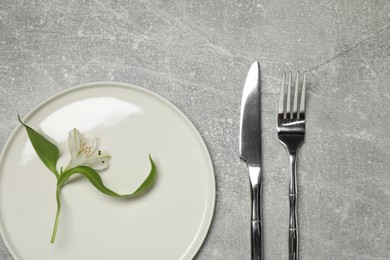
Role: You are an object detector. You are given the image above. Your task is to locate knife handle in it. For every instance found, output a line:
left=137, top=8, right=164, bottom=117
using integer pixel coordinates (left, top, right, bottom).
left=249, top=171, right=262, bottom=260
left=289, top=227, right=298, bottom=260
left=249, top=175, right=263, bottom=260
left=251, top=220, right=262, bottom=260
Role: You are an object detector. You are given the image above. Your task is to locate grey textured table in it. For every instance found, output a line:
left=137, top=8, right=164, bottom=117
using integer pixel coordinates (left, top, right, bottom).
left=1, top=1, right=390, bottom=259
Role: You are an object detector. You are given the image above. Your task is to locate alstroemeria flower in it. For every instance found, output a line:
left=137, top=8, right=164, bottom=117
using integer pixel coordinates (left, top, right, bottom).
left=65, top=128, right=111, bottom=171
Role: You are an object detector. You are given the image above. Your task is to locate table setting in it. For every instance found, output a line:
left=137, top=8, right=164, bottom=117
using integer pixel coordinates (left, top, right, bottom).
left=1, top=1, right=390, bottom=259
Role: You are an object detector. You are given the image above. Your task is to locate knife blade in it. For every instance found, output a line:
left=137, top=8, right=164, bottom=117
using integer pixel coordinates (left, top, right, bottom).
left=239, top=61, right=262, bottom=260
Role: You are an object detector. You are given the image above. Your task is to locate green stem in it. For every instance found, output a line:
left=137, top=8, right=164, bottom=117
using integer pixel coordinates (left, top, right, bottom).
left=54, top=169, right=60, bottom=180
left=50, top=186, right=61, bottom=243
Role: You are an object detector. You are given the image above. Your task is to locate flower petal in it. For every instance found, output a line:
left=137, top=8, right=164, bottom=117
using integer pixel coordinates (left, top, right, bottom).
left=66, top=128, right=111, bottom=172
left=81, top=135, right=97, bottom=156
left=84, top=151, right=111, bottom=170
left=68, top=128, right=81, bottom=158
left=66, top=153, right=87, bottom=170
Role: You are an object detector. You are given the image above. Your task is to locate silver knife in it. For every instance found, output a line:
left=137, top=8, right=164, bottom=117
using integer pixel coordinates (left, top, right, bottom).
left=239, top=61, right=262, bottom=260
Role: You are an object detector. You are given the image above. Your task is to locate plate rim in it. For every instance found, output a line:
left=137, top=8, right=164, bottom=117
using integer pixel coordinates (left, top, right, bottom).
left=0, top=81, right=216, bottom=260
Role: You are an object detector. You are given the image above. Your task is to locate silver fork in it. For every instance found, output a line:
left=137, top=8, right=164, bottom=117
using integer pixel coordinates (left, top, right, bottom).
left=277, top=71, right=306, bottom=260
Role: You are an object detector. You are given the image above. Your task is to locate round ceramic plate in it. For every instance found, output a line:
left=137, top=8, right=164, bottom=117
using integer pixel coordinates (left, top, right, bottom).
left=0, top=82, right=215, bottom=260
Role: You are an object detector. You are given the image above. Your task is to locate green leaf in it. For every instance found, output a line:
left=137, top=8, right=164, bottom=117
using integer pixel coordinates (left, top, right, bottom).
left=18, top=116, right=60, bottom=178
left=132, top=155, right=157, bottom=196
left=58, top=155, right=157, bottom=198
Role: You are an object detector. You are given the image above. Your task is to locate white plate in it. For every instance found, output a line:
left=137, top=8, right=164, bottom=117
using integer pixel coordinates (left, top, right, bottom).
left=0, top=82, right=215, bottom=260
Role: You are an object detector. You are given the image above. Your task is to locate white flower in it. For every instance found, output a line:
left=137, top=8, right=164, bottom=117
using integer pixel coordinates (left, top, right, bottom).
left=65, top=128, right=111, bottom=171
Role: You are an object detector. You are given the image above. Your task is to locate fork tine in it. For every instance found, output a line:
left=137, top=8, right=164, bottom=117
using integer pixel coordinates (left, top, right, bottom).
left=286, top=71, right=292, bottom=118
left=293, top=72, right=299, bottom=118
left=299, top=71, right=307, bottom=115
left=279, top=72, right=286, bottom=117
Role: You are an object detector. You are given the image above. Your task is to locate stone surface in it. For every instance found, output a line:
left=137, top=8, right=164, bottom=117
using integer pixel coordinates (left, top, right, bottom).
left=1, top=0, right=390, bottom=259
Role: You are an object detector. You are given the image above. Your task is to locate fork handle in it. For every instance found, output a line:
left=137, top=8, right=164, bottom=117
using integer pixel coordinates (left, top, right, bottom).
left=289, top=153, right=298, bottom=260
left=289, top=195, right=298, bottom=260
